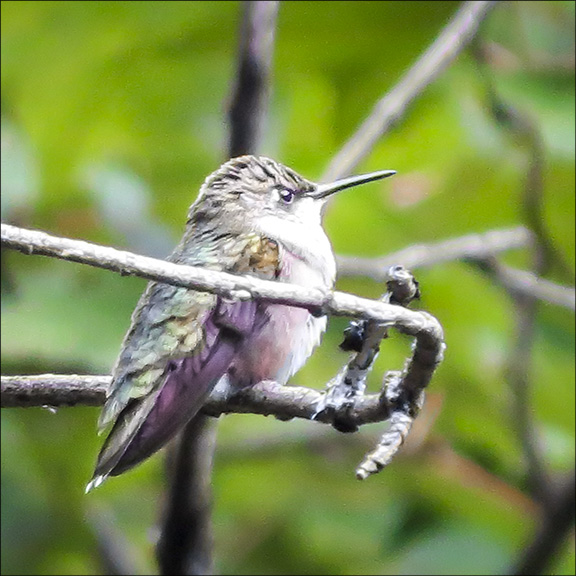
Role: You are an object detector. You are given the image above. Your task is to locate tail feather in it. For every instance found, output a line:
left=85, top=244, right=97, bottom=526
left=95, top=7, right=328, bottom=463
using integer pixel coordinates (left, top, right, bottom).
left=88, top=335, right=239, bottom=488
left=87, top=297, right=263, bottom=490
left=87, top=389, right=161, bottom=490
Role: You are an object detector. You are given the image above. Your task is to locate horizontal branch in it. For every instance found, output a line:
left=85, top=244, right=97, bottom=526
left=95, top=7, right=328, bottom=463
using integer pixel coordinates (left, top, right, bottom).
left=472, top=258, right=575, bottom=312
left=1, top=374, right=109, bottom=408
left=0, top=375, right=389, bottom=427
left=1, top=223, right=443, bottom=333
left=322, top=0, right=499, bottom=181
left=337, top=227, right=574, bottom=310
left=337, top=226, right=533, bottom=279
left=1, top=224, right=444, bottom=478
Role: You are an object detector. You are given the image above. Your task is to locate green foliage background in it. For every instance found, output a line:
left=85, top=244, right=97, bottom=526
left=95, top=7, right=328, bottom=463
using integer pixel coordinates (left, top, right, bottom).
left=1, top=1, right=574, bottom=574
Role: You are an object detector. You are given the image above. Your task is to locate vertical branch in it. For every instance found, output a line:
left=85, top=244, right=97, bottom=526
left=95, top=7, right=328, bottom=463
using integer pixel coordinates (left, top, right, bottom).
left=472, top=43, right=556, bottom=505
left=87, top=506, right=142, bottom=575
left=471, top=34, right=576, bottom=576
left=157, top=415, right=219, bottom=576
left=511, top=470, right=576, bottom=576
left=156, top=2, right=279, bottom=574
left=473, top=41, right=573, bottom=280
left=505, top=287, right=551, bottom=504
left=228, top=1, right=280, bottom=157
left=505, top=115, right=553, bottom=505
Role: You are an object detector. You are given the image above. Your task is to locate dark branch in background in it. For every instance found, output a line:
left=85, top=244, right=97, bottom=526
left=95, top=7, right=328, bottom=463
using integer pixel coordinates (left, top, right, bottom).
left=160, top=3, right=279, bottom=574
left=505, top=288, right=551, bottom=505
left=157, top=415, right=219, bottom=576
left=322, top=0, right=499, bottom=182
left=511, top=469, right=576, bottom=576
left=472, top=44, right=576, bottom=576
left=228, top=1, right=279, bottom=157
left=86, top=506, right=142, bottom=576
left=448, top=46, right=575, bottom=576
left=476, top=43, right=573, bottom=281
left=473, top=41, right=562, bottom=509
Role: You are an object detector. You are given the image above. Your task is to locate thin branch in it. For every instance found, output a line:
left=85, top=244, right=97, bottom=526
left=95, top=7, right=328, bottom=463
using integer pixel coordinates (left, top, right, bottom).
left=0, top=374, right=109, bottom=407
left=157, top=415, right=219, bottom=576
left=338, top=227, right=574, bottom=310
left=354, top=269, right=426, bottom=480
left=227, top=1, right=279, bottom=157
left=0, top=223, right=443, bottom=330
left=337, top=226, right=533, bottom=279
left=322, top=0, right=499, bottom=182
left=506, top=292, right=552, bottom=505
left=357, top=395, right=422, bottom=480
left=86, top=506, right=142, bottom=576
left=472, top=41, right=574, bottom=281
left=473, top=58, right=557, bottom=506
left=0, top=375, right=390, bottom=426
left=319, top=266, right=421, bottom=435
left=511, top=470, right=576, bottom=576
left=472, top=258, right=575, bottom=311
left=161, top=3, right=280, bottom=573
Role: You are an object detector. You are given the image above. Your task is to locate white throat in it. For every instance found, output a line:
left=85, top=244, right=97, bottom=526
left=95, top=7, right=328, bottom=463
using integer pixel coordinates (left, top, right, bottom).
left=255, top=198, right=336, bottom=288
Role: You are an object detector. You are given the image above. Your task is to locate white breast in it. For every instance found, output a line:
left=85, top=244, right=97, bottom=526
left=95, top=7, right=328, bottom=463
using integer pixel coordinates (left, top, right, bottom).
left=227, top=203, right=337, bottom=386
left=266, top=244, right=333, bottom=384
left=228, top=225, right=335, bottom=387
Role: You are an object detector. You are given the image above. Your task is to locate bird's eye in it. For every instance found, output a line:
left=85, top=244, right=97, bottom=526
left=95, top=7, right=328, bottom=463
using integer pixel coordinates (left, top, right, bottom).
left=278, top=187, right=294, bottom=204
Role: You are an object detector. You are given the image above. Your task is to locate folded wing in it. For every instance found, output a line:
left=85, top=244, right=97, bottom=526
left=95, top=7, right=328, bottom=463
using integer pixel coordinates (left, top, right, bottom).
left=88, top=296, right=261, bottom=490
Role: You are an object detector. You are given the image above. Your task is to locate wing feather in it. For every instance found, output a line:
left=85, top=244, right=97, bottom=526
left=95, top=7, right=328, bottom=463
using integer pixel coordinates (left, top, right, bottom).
left=90, top=233, right=280, bottom=484
left=93, top=297, right=258, bottom=479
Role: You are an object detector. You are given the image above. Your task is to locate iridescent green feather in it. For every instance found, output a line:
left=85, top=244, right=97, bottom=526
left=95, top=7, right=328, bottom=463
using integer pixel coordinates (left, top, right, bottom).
left=98, top=232, right=278, bottom=432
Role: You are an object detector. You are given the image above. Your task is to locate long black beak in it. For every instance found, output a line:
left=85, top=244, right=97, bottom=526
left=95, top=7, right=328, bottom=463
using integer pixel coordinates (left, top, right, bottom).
left=309, top=169, right=396, bottom=200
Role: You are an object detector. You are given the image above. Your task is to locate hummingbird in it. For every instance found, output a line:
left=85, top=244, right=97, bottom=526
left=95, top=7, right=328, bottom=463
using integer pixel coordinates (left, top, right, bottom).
left=86, top=155, right=395, bottom=491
